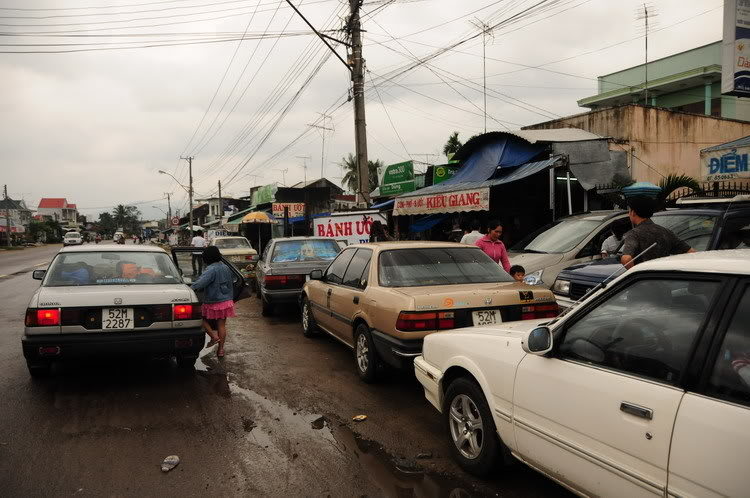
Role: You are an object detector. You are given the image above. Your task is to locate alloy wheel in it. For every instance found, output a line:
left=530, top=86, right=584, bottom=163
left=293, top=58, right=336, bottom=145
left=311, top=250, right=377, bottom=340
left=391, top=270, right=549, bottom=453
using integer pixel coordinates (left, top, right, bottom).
left=302, top=302, right=309, bottom=330
left=449, top=394, right=484, bottom=460
left=356, top=333, right=369, bottom=373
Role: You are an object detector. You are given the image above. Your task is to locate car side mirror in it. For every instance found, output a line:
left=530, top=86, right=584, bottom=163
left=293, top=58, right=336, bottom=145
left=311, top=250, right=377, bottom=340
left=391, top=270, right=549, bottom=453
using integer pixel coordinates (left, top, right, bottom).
left=309, top=269, right=323, bottom=280
left=32, top=270, right=46, bottom=280
left=522, top=326, right=553, bottom=355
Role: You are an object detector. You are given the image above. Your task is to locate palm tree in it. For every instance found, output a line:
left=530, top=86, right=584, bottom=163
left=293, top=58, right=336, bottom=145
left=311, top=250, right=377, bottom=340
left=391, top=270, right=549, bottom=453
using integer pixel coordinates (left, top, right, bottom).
left=443, top=131, right=462, bottom=159
left=340, top=154, right=381, bottom=193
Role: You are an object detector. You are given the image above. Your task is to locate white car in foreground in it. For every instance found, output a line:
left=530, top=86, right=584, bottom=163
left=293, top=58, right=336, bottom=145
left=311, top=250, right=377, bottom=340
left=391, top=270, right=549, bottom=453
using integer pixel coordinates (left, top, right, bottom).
left=415, top=250, right=750, bottom=497
left=22, top=245, right=244, bottom=377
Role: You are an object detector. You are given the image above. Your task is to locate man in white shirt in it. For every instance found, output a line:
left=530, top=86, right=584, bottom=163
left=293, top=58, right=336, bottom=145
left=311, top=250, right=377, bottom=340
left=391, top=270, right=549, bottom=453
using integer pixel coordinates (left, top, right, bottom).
left=191, top=230, right=207, bottom=276
left=460, top=220, right=483, bottom=245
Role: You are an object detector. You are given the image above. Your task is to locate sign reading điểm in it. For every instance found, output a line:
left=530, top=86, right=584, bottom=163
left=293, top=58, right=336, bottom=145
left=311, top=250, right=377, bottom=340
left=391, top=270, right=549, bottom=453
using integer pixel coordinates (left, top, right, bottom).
left=701, top=145, right=750, bottom=181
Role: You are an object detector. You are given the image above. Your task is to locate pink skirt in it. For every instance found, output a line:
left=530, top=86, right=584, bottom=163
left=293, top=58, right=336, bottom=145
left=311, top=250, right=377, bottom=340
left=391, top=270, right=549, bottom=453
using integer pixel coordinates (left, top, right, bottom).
left=201, top=300, right=236, bottom=320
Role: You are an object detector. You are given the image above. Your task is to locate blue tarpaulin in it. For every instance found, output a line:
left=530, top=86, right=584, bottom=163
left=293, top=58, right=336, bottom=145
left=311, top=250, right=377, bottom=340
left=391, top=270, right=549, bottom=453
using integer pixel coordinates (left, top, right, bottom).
left=409, top=213, right=449, bottom=232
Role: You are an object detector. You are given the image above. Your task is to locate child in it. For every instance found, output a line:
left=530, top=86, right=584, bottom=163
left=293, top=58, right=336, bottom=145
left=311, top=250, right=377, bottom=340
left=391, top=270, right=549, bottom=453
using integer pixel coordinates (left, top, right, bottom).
left=600, top=219, right=629, bottom=257
left=190, top=246, right=236, bottom=358
left=509, top=264, right=525, bottom=282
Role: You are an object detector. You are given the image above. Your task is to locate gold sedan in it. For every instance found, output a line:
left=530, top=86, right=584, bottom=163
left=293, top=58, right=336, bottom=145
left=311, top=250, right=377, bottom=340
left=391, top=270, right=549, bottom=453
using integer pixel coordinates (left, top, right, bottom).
left=301, top=241, right=557, bottom=382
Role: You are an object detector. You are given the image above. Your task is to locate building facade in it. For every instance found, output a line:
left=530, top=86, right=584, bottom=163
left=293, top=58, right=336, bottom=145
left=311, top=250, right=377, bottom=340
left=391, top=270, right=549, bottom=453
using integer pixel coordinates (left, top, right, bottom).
left=36, top=198, right=78, bottom=228
left=578, top=42, right=750, bottom=122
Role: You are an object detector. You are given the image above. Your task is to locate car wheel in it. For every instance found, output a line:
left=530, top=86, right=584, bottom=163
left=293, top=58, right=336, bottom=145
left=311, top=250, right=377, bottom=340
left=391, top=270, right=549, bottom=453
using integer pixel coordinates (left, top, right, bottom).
left=176, top=356, right=197, bottom=369
left=301, top=297, right=319, bottom=338
left=27, top=361, right=51, bottom=379
left=261, top=295, right=274, bottom=316
left=444, top=377, right=501, bottom=476
left=354, top=323, right=378, bottom=383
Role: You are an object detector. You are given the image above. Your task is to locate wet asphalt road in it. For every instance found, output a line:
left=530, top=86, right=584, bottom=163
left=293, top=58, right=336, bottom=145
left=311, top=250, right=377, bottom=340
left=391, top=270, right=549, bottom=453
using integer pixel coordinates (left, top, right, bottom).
left=0, top=244, right=571, bottom=497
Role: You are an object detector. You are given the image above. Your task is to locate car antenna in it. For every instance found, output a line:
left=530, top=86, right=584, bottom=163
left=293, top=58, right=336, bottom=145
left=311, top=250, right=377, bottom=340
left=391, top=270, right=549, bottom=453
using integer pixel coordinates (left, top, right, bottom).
left=548, top=242, right=657, bottom=325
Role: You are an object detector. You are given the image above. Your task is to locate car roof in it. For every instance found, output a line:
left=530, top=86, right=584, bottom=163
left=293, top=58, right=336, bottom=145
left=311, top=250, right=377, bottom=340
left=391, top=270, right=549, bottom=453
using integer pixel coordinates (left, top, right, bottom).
left=358, top=241, right=479, bottom=250
left=558, top=210, right=626, bottom=222
left=271, top=236, right=342, bottom=242
left=630, top=249, right=750, bottom=275
left=213, top=236, right=247, bottom=239
left=59, top=245, right=167, bottom=254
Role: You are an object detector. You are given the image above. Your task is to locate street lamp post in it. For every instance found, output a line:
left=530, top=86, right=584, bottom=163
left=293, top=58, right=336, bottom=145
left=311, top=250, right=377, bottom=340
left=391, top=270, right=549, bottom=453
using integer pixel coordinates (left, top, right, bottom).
left=158, top=164, right=194, bottom=239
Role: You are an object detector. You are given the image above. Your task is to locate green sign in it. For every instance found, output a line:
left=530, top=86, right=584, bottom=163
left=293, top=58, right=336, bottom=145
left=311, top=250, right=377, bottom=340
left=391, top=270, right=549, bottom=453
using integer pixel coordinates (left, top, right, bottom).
left=432, top=164, right=460, bottom=185
left=251, top=183, right=277, bottom=206
left=378, top=160, right=415, bottom=196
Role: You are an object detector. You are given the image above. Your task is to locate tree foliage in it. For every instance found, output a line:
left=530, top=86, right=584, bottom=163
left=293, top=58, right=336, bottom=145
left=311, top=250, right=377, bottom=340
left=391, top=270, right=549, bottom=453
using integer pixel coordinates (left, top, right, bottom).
left=109, top=205, right=141, bottom=235
left=29, top=219, right=62, bottom=243
left=340, top=153, right=381, bottom=193
left=443, top=131, right=463, bottom=158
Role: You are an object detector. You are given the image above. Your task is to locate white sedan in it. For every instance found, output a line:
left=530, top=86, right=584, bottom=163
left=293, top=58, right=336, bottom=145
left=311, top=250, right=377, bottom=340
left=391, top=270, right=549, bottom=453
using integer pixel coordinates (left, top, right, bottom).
left=415, top=250, right=750, bottom=497
left=22, top=245, right=244, bottom=377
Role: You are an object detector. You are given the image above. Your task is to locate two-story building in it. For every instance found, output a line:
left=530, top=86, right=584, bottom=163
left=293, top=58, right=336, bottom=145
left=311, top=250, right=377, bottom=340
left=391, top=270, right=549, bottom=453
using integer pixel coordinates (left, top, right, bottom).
left=36, top=198, right=79, bottom=229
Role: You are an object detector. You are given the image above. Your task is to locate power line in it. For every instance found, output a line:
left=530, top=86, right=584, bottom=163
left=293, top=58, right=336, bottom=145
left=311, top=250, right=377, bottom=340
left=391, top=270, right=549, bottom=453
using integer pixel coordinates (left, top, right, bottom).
left=366, top=68, right=412, bottom=159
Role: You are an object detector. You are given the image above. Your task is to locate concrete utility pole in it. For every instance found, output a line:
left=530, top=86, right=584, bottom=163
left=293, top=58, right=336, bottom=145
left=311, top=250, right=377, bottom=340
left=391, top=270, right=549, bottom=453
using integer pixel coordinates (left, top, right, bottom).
left=217, top=180, right=222, bottom=224
left=180, top=156, right=195, bottom=238
left=165, top=192, right=172, bottom=221
left=3, top=185, right=11, bottom=247
left=349, top=0, right=369, bottom=206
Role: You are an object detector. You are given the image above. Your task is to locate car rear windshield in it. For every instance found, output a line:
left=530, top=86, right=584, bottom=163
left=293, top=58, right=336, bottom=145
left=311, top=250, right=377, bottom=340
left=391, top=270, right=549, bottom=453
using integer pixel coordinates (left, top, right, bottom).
left=214, top=238, right=251, bottom=249
left=379, top=248, right=514, bottom=287
left=44, top=251, right=181, bottom=286
left=512, top=219, right=603, bottom=254
left=651, top=213, right=717, bottom=251
left=271, top=239, right=341, bottom=263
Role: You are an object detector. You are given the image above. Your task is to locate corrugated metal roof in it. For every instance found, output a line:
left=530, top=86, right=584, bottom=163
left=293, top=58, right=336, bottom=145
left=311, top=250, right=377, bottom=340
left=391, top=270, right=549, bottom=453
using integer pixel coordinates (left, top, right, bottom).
left=507, top=128, right=603, bottom=143
left=701, top=135, right=750, bottom=153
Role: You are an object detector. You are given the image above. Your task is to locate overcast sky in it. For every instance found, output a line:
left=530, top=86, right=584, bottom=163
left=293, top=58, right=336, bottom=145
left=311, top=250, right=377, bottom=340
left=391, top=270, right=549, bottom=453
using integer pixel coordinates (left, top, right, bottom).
left=1, top=0, right=723, bottom=222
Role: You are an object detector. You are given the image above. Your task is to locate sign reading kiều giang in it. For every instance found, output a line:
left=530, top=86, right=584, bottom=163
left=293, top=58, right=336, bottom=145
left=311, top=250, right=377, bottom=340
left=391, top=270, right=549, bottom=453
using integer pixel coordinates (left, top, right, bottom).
left=722, top=0, right=750, bottom=96
left=432, top=164, right=460, bottom=185
left=313, top=211, right=387, bottom=246
left=378, top=160, right=415, bottom=196
left=272, top=203, right=305, bottom=218
left=393, top=188, right=489, bottom=216
left=701, top=145, right=750, bottom=181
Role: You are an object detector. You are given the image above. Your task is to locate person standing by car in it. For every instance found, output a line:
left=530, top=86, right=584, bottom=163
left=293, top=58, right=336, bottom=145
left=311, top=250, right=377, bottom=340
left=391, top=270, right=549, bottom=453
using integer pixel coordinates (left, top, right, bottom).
left=475, top=220, right=511, bottom=272
left=460, top=220, right=483, bottom=245
left=191, top=229, right=207, bottom=276
left=369, top=220, right=393, bottom=242
left=621, top=196, right=695, bottom=269
left=190, top=246, right=235, bottom=358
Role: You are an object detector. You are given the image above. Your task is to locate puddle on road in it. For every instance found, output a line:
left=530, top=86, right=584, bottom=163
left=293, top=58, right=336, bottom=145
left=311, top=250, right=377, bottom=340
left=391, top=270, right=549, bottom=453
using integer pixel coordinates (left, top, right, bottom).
left=227, top=381, right=485, bottom=497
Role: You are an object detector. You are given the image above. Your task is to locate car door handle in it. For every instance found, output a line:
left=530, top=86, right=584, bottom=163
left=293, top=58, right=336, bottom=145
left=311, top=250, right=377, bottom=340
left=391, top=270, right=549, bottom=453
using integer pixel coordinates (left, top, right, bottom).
left=353, top=296, right=359, bottom=304
left=327, top=289, right=332, bottom=296
left=620, top=402, right=653, bottom=420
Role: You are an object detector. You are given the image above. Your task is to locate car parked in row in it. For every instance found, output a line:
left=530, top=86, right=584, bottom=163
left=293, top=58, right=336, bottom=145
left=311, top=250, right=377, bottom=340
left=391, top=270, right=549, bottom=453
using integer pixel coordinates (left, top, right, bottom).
left=414, top=250, right=750, bottom=497
left=553, top=195, right=750, bottom=309
left=256, top=237, right=342, bottom=316
left=22, top=245, right=246, bottom=377
left=508, top=210, right=627, bottom=288
left=301, top=242, right=557, bottom=383
left=210, top=236, right=259, bottom=291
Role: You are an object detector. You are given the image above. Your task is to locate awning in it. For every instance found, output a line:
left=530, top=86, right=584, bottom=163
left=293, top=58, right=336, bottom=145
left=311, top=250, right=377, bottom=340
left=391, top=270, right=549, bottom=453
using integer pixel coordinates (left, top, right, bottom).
left=370, top=199, right=395, bottom=210
left=409, top=214, right=449, bottom=232
left=568, top=150, right=631, bottom=190
left=393, top=157, right=560, bottom=216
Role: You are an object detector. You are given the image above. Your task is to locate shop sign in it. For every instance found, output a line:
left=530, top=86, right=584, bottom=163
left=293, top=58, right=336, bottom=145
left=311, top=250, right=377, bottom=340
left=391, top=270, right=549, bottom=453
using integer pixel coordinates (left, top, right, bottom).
left=701, top=146, right=750, bottom=181
left=393, top=188, right=490, bottom=215
left=313, top=211, right=387, bottom=245
left=378, top=161, right=415, bottom=196
left=432, top=164, right=460, bottom=185
left=272, top=203, right=305, bottom=218
left=722, top=0, right=750, bottom=96
left=251, top=183, right=277, bottom=206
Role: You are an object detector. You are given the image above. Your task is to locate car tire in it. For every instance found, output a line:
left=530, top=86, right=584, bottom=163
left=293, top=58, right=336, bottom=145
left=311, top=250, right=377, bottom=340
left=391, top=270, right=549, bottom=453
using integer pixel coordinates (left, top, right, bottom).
left=301, top=297, right=319, bottom=338
left=443, top=377, right=501, bottom=477
left=176, top=356, right=197, bottom=369
left=354, top=323, right=378, bottom=383
left=261, top=295, right=274, bottom=316
left=27, top=361, right=51, bottom=379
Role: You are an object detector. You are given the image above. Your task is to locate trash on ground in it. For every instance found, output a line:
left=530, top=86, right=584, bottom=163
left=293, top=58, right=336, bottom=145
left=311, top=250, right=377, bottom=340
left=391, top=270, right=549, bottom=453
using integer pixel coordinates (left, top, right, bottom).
left=161, top=455, right=180, bottom=472
left=416, top=452, right=433, bottom=459
left=352, top=414, right=367, bottom=422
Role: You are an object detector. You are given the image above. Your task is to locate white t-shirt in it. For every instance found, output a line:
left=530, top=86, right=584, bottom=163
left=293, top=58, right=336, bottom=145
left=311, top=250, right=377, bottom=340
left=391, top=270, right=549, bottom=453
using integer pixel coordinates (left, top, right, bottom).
left=600, top=234, right=621, bottom=255
left=191, top=235, right=207, bottom=254
left=460, top=231, right=483, bottom=246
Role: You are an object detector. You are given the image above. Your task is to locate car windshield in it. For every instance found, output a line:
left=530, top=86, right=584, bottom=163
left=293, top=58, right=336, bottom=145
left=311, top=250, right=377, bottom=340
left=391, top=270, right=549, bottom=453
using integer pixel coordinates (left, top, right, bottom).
left=214, top=238, right=251, bottom=249
left=270, top=239, right=341, bottom=263
left=379, top=248, right=514, bottom=287
left=44, top=251, right=181, bottom=286
left=65, top=233, right=80, bottom=238
left=511, top=219, right=603, bottom=254
left=652, top=213, right=717, bottom=251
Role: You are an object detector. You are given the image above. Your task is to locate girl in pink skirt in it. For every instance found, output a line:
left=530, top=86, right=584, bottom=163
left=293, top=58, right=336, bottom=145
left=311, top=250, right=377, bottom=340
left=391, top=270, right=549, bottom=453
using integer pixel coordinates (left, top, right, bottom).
left=190, top=246, right=236, bottom=357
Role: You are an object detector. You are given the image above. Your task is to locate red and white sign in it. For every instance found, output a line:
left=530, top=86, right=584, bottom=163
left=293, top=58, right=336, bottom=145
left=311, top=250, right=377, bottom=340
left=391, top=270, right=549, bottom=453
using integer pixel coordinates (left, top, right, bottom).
left=314, top=211, right=387, bottom=246
left=393, top=187, right=490, bottom=215
left=171, top=216, right=180, bottom=227
left=272, top=203, right=305, bottom=219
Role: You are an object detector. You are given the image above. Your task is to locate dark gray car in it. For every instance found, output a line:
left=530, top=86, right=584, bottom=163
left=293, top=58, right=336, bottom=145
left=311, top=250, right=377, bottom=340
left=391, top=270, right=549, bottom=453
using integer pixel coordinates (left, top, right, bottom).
left=256, top=237, right=342, bottom=316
